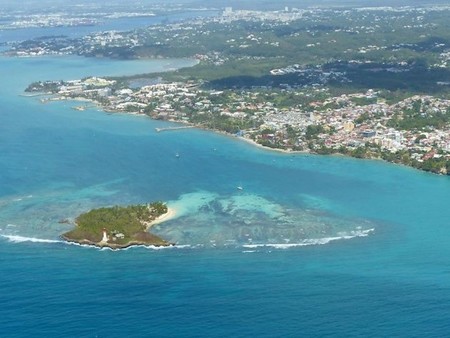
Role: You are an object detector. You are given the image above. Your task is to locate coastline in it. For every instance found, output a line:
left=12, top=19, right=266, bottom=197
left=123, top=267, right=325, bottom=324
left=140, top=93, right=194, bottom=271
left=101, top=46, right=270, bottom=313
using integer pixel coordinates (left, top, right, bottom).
left=76, top=94, right=450, bottom=175
left=235, top=134, right=309, bottom=155
left=61, top=235, right=175, bottom=250
left=31, top=91, right=449, bottom=176
left=221, top=131, right=448, bottom=176
left=65, top=97, right=449, bottom=176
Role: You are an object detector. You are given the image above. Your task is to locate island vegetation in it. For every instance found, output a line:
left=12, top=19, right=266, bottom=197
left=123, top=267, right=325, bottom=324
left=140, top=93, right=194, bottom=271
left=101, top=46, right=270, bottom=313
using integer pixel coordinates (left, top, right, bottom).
left=62, top=202, right=172, bottom=249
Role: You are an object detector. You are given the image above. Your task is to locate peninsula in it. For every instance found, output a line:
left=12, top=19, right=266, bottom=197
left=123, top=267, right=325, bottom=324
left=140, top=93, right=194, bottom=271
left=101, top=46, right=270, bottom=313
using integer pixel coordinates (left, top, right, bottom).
left=62, top=202, right=174, bottom=249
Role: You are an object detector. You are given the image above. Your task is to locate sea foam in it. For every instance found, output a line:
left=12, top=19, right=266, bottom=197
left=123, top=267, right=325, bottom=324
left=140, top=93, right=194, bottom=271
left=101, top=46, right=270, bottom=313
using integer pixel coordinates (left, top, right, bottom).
left=242, top=228, right=374, bottom=249
left=0, top=234, right=62, bottom=244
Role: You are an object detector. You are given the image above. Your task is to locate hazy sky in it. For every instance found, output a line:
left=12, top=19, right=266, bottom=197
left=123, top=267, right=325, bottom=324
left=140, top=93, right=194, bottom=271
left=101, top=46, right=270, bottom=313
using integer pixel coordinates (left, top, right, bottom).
left=0, top=0, right=446, bottom=11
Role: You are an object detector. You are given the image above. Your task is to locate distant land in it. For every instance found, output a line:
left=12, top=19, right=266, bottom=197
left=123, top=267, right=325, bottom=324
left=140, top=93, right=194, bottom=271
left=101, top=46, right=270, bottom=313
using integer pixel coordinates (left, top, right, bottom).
left=202, top=0, right=450, bottom=10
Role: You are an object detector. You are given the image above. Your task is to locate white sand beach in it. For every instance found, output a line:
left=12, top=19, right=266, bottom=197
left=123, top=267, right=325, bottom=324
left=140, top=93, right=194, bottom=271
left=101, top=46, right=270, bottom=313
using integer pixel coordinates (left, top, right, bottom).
left=145, top=207, right=177, bottom=229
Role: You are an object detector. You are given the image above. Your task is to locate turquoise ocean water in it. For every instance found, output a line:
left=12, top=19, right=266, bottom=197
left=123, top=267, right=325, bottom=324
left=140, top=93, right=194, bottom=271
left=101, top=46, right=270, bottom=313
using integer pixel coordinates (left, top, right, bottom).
left=1, top=27, right=450, bottom=337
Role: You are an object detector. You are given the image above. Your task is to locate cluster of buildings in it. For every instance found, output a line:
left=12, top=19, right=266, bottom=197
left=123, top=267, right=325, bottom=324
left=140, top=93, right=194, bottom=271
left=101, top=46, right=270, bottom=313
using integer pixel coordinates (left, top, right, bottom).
left=0, top=14, right=98, bottom=30
left=300, top=93, right=450, bottom=158
left=259, top=91, right=450, bottom=160
left=220, top=7, right=305, bottom=23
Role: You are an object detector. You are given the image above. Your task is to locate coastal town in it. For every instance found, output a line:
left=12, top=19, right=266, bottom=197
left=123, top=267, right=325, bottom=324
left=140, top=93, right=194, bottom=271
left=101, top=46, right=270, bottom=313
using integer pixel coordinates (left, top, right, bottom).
left=27, top=74, right=450, bottom=174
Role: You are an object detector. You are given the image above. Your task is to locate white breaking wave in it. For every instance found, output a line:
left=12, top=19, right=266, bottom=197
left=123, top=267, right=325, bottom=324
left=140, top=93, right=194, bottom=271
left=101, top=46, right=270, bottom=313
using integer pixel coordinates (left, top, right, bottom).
left=1, top=228, right=374, bottom=250
left=124, top=244, right=194, bottom=251
left=108, top=244, right=176, bottom=251
left=65, top=241, right=192, bottom=251
left=0, top=234, right=62, bottom=244
left=242, top=228, right=375, bottom=250
left=62, top=241, right=175, bottom=251
left=64, top=241, right=99, bottom=249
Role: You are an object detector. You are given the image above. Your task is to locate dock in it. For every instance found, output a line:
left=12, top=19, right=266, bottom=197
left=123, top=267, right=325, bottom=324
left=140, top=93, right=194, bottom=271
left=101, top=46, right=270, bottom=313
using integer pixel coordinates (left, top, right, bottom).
left=155, top=126, right=195, bottom=133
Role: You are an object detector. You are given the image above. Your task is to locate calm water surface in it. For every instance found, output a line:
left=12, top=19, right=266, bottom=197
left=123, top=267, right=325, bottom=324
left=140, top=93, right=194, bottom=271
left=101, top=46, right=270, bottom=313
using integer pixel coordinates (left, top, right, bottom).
left=0, top=42, right=450, bottom=337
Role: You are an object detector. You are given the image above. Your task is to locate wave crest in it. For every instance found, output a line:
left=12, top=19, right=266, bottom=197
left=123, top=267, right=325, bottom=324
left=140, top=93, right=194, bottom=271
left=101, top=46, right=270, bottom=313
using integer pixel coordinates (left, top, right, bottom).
left=242, top=228, right=374, bottom=249
left=0, top=235, right=62, bottom=244
left=1, top=228, right=373, bottom=250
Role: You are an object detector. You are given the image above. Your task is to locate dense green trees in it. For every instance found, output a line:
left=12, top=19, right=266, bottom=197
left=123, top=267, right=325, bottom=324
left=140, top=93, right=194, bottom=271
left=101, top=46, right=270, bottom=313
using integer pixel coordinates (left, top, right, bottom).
left=62, top=202, right=169, bottom=246
left=388, top=107, right=450, bottom=130
left=305, top=124, right=326, bottom=140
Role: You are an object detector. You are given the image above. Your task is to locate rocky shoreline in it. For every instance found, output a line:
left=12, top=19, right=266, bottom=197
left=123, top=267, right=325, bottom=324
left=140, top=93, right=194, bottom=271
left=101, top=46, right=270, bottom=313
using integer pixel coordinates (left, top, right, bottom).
left=61, top=203, right=176, bottom=250
left=61, top=234, right=174, bottom=250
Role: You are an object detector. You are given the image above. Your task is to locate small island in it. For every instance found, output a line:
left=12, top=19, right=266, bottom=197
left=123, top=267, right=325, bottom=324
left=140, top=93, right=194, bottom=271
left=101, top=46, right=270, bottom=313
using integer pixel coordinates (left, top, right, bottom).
left=62, top=202, right=174, bottom=249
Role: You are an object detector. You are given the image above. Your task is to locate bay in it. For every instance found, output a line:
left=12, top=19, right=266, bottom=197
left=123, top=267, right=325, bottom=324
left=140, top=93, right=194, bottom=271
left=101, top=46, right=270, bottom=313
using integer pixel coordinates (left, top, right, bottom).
left=1, top=50, right=450, bottom=337
left=0, top=10, right=219, bottom=44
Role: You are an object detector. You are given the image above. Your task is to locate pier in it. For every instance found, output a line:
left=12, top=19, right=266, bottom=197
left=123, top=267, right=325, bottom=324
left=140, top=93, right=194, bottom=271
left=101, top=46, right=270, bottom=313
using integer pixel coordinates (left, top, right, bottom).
left=155, top=126, right=195, bottom=132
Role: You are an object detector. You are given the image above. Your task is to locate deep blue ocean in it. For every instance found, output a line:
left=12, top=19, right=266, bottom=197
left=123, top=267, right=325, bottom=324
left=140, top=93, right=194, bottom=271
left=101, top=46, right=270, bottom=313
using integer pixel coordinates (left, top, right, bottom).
left=1, top=18, right=450, bottom=337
